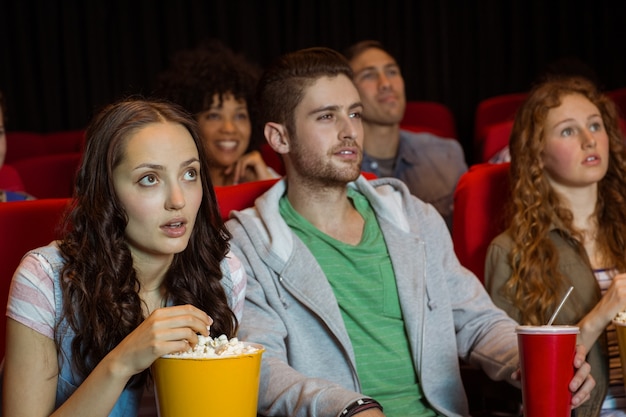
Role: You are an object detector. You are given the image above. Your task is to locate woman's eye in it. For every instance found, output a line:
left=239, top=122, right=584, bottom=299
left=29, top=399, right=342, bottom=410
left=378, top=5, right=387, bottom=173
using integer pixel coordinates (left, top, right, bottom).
left=139, top=174, right=158, bottom=186
left=184, top=169, right=198, bottom=181
left=590, top=122, right=603, bottom=132
left=235, top=113, right=249, bottom=121
left=206, top=113, right=221, bottom=121
left=561, top=127, right=574, bottom=137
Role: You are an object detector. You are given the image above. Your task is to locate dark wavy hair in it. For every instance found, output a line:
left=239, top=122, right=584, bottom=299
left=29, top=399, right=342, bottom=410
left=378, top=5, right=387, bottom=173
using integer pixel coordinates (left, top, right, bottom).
left=257, top=47, right=353, bottom=137
left=504, top=76, right=626, bottom=325
left=57, top=98, right=237, bottom=381
left=154, top=39, right=262, bottom=149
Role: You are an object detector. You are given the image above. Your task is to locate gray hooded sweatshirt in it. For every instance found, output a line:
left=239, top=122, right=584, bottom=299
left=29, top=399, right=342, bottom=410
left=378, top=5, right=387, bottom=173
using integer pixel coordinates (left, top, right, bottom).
left=226, top=175, right=519, bottom=417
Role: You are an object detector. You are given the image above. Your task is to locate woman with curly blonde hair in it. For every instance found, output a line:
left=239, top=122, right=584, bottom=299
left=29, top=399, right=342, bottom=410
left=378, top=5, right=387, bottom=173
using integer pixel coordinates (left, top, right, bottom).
left=485, top=76, right=626, bottom=417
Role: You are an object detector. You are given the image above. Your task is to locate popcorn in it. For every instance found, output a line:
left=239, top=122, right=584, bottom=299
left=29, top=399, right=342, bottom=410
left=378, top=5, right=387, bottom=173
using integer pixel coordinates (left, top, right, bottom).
left=165, top=334, right=258, bottom=359
left=616, top=311, right=626, bottom=323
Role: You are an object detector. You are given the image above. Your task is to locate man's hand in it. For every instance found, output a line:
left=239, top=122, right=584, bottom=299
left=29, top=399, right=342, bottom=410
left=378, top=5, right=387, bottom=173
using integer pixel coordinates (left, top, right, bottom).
left=510, top=344, right=595, bottom=409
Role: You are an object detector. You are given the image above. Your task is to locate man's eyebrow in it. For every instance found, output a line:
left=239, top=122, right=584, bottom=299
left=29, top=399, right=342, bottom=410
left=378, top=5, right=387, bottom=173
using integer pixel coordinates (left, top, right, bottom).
left=349, top=101, right=363, bottom=110
left=308, top=104, right=341, bottom=115
left=308, top=102, right=363, bottom=116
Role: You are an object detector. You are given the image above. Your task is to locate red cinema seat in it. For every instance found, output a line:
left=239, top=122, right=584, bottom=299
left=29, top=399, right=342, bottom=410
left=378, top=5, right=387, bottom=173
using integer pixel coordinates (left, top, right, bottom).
left=5, top=130, right=85, bottom=164
left=214, top=179, right=281, bottom=221
left=608, top=87, right=626, bottom=119
left=452, top=162, right=511, bottom=283
left=0, top=198, right=72, bottom=358
left=401, top=101, right=457, bottom=139
left=0, top=164, right=26, bottom=192
left=481, top=121, right=514, bottom=163
left=3, top=132, right=47, bottom=163
left=45, top=130, right=86, bottom=154
left=12, top=153, right=82, bottom=199
left=474, top=92, right=527, bottom=155
left=401, top=124, right=450, bottom=139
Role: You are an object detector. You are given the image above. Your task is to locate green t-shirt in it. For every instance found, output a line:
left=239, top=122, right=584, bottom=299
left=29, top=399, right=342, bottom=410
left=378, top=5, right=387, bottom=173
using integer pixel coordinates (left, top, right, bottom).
left=280, top=189, right=439, bottom=417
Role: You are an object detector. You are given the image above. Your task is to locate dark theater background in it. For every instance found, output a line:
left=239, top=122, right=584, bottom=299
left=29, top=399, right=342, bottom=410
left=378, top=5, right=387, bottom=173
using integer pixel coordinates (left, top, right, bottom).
left=1, top=0, right=625, bottom=163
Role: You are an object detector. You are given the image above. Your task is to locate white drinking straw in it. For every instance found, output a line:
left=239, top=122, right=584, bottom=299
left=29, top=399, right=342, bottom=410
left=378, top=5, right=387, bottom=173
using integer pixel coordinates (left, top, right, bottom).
left=546, top=286, right=574, bottom=326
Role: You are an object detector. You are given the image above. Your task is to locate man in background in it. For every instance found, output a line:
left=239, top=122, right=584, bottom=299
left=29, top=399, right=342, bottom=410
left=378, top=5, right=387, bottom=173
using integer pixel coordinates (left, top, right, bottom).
left=344, top=40, right=466, bottom=230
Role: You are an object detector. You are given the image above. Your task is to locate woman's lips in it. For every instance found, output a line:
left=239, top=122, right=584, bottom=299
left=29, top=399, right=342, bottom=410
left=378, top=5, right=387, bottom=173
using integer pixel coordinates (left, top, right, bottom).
left=161, top=220, right=187, bottom=238
left=582, top=154, right=601, bottom=166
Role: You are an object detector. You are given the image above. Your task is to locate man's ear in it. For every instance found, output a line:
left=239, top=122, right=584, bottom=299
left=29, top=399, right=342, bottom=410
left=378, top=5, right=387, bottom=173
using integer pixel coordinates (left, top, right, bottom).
left=264, top=122, right=290, bottom=154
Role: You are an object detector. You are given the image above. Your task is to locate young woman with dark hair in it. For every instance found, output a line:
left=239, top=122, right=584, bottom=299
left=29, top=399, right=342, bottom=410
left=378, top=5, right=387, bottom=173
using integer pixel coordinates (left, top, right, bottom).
left=3, top=98, right=246, bottom=416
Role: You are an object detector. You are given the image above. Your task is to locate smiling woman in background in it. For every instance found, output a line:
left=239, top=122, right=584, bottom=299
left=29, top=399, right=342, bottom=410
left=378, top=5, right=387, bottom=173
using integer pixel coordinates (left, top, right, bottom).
left=155, top=39, right=278, bottom=186
left=2, top=98, right=246, bottom=416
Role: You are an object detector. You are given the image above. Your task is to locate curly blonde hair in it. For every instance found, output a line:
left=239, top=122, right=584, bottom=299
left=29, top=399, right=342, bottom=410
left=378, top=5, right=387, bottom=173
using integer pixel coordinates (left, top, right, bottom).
left=504, top=76, right=626, bottom=325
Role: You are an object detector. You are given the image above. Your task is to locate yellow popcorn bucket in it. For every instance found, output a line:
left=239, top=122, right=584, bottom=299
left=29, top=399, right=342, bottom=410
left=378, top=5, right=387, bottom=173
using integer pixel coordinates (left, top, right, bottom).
left=613, top=320, right=626, bottom=390
left=152, top=343, right=264, bottom=417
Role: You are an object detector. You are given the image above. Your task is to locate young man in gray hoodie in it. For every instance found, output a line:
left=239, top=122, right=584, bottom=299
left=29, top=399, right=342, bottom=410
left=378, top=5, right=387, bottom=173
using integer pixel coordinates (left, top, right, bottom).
left=226, top=46, right=594, bottom=417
